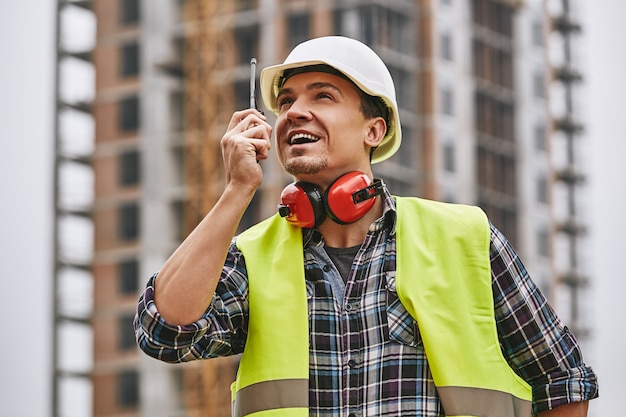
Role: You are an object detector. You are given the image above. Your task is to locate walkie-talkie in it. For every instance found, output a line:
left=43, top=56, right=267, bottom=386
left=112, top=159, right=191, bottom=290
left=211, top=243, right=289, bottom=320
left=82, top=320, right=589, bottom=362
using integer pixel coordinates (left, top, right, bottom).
left=250, top=58, right=258, bottom=110
left=249, top=58, right=263, bottom=163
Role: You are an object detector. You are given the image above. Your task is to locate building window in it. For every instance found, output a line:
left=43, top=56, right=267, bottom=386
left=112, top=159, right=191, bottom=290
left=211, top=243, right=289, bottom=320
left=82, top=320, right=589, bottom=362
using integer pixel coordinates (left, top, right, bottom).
left=537, top=175, right=548, bottom=203
left=472, top=0, right=513, bottom=38
left=501, top=207, right=518, bottom=247
left=120, top=0, right=140, bottom=24
left=477, top=146, right=516, bottom=196
left=235, top=26, right=260, bottom=66
left=442, top=87, right=454, bottom=116
left=234, top=80, right=250, bottom=114
left=388, top=66, right=412, bottom=111
left=119, top=96, right=140, bottom=132
left=170, top=91, right=184, bottom=132
left=441, top=32, right=453, bottom=61
left=239, top=192, right=261, bottom=232
left=533, top=72, right=545, bottom=99
left=532, top=19, right=544, bottom=46
left=119, top=149, right=140, bottom=186
left=443, top=143, right=455, bottom=172
left=287, top=14, right=310, bottom=50
left=171, top=200, right=185, bottom=242
left=118, top=203, right=140, bottom=241
left=396, top=126, right=413, bottom=168
left=495, top=49, right=513, bottom=88
left=479, top=201, right=518, bottom=248
left=333, top=9, right=343, bottom=35
left=473, top=40, right=486, bottom=79
left=118, top=314, right=136, bottom=351
left=120, top=42, right=140, bottom=77
left=475, top=93, right=515, bottom=141
left=473, top=39, right=513, bottom=88
left=357, top=5, right=410, bottom=53
left=235, top=0, right=258, bottom=11
left=535, top=124, right=546, bottom=150
left=537, top=228, right=550, bottom=257
left=117, top=370, right=139, bottom=407
left=443, top=190, right=456, bottom=203
left=118, top=259, right=139, bottom=295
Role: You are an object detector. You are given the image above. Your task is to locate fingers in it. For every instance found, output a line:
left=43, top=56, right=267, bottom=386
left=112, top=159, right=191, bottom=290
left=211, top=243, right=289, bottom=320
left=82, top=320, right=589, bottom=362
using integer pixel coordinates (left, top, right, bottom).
left=222, top=110, right=272, bottom=165
left=235, top=111, right=272, bottom=157
left=229, top=109, right=267, bottom=131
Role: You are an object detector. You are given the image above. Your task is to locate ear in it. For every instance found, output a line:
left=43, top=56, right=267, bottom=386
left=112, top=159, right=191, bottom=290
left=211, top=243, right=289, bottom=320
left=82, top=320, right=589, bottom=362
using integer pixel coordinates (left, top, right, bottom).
left=364, top=117, right=387, bottom=148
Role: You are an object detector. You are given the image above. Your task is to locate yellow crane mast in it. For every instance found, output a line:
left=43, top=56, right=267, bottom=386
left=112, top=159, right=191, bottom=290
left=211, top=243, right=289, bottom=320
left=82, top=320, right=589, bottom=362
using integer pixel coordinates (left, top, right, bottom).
left=182, top=0, right=238, bottom=415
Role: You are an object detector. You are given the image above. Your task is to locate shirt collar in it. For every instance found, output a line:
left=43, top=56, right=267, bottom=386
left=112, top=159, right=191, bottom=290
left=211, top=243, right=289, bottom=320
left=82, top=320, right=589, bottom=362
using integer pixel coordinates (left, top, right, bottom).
left=371, top=179, right=397, bottom=236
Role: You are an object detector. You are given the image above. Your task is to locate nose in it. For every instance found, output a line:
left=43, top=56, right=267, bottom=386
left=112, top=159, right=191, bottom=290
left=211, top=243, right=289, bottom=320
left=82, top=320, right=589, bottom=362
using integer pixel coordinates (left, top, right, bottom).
left=285, top=97, right=312, bottom=122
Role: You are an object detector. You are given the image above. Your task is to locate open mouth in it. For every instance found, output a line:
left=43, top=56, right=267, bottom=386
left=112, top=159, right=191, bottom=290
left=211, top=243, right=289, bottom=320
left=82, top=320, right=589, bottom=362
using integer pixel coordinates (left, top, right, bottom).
left=289, top=133, right=320, bottom=145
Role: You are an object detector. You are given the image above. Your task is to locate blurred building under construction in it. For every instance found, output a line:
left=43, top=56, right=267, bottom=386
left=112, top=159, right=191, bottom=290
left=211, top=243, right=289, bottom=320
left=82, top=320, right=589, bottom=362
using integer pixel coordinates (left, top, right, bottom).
left=51, top=0, right=591, bottom=415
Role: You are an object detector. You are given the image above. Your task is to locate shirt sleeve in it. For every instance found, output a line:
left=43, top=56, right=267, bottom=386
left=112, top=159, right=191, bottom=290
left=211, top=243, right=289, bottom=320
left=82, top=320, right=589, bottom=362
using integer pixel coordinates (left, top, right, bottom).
left=490, top=224, right=599, bottom=414
left=134, top=240, right=250, bottom=363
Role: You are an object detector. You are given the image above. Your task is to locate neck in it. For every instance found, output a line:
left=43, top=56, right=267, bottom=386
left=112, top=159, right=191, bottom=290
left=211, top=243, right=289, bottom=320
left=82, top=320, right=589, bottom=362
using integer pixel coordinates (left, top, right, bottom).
left=317, top=196, right=383, bottom=248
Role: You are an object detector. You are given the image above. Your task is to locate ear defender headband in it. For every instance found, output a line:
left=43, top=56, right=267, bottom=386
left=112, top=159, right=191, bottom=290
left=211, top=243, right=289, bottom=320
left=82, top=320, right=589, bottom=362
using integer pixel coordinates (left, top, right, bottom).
left=278, top=171, right=384, bottom=228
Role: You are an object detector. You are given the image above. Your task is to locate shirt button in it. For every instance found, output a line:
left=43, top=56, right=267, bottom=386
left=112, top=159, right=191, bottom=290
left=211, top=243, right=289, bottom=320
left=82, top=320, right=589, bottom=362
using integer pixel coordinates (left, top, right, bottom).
left=323, top=264, right=331, bottom=272
left=348, top=414, right=357, bottom=417
left=348, top=359, right=357, bottom=368
left=345, top=302, right=360, bottom=312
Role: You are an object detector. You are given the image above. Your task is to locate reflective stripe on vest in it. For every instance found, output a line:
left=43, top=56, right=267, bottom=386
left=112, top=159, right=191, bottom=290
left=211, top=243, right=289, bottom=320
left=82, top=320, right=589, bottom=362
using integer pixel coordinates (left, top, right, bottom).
left=235, top=197, right=532, bottom=417
left=437, top=386, right=531, bottom=417
left=232, top=379, right=308, bottom=417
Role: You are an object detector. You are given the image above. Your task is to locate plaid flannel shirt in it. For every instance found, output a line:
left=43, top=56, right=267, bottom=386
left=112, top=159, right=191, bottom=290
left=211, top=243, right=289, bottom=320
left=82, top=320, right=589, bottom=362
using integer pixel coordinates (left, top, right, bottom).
left=135, top=191, right=598, bottom=416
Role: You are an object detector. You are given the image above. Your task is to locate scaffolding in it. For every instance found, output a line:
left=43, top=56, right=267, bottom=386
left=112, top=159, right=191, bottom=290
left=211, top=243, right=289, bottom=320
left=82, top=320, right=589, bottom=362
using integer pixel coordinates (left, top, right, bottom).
left=550, top=0, right=589, bottom=338
left=52, top=0, right=95, bottom=416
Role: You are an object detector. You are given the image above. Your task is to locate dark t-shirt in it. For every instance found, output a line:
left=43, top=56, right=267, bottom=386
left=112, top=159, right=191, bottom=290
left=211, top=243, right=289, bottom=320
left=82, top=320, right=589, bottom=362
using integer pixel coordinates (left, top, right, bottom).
left=324, top=244, right=361, bottom=283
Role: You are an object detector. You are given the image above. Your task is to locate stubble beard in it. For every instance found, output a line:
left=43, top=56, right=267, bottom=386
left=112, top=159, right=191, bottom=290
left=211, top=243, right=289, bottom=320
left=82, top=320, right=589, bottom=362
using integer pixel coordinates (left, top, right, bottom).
left=282, top=152, right=329, bottom=176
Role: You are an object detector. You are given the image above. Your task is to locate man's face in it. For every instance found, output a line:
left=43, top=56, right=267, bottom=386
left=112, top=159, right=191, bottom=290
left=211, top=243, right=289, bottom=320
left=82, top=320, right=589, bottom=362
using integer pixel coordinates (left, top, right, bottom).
left=274, top=71, right=374, bottom=186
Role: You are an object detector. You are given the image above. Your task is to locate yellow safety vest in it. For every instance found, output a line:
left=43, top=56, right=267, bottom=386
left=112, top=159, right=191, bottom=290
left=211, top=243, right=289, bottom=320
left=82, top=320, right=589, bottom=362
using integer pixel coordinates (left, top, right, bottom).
left=233, top=197, right=532, bottom=417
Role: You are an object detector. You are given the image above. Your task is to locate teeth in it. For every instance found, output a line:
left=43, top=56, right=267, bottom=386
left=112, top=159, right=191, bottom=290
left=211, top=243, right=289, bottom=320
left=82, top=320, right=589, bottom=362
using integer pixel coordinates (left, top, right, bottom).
left=290, top=133, right=320, bottom=145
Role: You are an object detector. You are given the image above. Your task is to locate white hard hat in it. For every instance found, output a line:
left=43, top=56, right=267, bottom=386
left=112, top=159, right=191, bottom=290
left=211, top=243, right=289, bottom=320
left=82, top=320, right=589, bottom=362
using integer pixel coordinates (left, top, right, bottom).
left=260, top=36, right=401, bottom=164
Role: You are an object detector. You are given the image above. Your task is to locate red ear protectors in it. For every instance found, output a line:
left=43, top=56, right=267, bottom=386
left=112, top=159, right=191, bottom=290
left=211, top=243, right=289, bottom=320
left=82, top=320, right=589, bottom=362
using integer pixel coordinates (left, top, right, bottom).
left=278, top=181, right=326, bottom=229
left=278, top=171, right=384, bottom=228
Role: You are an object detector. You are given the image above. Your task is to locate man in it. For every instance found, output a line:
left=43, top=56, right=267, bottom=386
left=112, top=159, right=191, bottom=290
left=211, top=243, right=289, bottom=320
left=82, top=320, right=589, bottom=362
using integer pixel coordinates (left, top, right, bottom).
left=135, top=36, right=598, bottom=417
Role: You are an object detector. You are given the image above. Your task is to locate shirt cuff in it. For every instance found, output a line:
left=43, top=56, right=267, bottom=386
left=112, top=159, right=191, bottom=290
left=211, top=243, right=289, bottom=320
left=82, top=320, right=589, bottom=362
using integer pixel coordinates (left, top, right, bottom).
left=135, top=274, right=211, bottom=357
left=532, top=365, right=599, bottom=414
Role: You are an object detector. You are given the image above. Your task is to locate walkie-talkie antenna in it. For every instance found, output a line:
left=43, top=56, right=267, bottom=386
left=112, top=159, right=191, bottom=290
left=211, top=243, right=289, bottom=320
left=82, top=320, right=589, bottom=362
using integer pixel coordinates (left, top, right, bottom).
left=250, top=58, right=257, bottom=109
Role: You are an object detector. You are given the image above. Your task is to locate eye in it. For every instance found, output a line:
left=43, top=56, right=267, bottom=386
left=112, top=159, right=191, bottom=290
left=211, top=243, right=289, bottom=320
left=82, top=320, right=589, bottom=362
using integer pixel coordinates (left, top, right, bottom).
left=316, top=92, right=334, bottom=101
left=277, top=96, right=294, bottom=110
